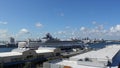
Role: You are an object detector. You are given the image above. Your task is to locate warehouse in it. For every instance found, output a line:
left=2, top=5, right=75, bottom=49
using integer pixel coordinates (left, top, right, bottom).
left=43, top=45, right=120, bottom=68
left=0, top=47, right=61, bottom=67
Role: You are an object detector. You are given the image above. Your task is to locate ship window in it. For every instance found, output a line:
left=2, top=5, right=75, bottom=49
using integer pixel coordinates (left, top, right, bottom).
left=26, top=55, right=33, bottom=59
left=85, top=58, right=90, bottom=62
left=79, top=59, right=83, bottom=61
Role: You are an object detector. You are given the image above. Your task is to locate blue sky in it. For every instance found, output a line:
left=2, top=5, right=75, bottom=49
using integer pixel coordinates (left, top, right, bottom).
left=0, top=0, right=120, bottom=40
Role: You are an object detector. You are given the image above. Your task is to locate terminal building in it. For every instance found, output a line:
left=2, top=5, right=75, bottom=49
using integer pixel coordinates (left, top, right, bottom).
left=0, top=43, right=61, bottom=68
left=43, top=44, right=120, bottom=68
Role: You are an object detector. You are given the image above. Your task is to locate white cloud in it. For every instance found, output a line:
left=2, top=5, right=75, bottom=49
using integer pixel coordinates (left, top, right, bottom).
left=19, top=28, right=29, bottom=34
left=80, top=27, right=87, bottom=31
left=110, top=25, right=120, bottom=32
left=107, top=24, right=120, bottom=38
left=15, top=28, right=30, bottom=40
left=96, top=25, right=104, bottom=30
left=57, top=31, right=66, bottom=34
left=53, top=24, right=120, bottom=40
left=0, top=29, right=7, bottom=34
left=92, top=21, right=104, bottom=30
left=35, top=23, right=43, bottom=28
left=0, top=29, right=8, bottom=40
left=0, top=21, right=8, bottom=25
left=0, top=28, right=30, bottom=41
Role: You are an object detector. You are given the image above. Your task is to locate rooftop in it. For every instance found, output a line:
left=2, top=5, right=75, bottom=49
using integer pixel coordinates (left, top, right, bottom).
left=36, top=47, right=56, bottom=53
left=51, top=59, right=102, bottom=68
left=0, top=47, right=57, bottom=58
left=11, top=48, right=30, bottom=53
left=70, top=45, right=120, bottom=61
left=45, top=44, right=120, bottom=68
left=0, top=52, right=22, bottom=57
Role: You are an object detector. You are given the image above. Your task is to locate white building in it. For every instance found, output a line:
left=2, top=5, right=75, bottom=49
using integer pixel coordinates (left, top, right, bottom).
left=0, top=47, right=61, bottom=67
left=43, top=44, right=120, bottom=68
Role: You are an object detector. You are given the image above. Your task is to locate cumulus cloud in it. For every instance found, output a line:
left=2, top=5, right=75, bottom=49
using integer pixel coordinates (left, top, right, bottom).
left=79, top=24, right=120, bottom=39
left=106, top=24, right=120, bottom=39
left=0, top=29, right=7, bottom=34
left=19, top=28, right=29, bottom=34
left=35, top=23, right=43, bottom=28
left=0, top=21, right=8, bottom=25
left=57, top=31, right=66, bottom=34
left=15, top=28, right=30, bottom=40
left=80, top=27, right=87, bottom=31
left=110, top=25, right=120, bottom=32
left=52, top=23, right=120, bottom=40
left=1, top=21, right=119, bottom=40
left=96, top=25, right=104, bottom=30
left=0, top=29, right=9, bottom=40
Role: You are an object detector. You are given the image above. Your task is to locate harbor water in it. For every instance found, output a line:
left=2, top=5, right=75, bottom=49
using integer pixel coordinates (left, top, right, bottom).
left=0, top=42, right=120, bottom=52
left=0, top=48, right=16, bottom=52
left=0, top=42, right=120, bottom=67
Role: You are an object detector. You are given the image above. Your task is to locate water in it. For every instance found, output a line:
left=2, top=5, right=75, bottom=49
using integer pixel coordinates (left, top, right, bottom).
left=88, top=42, right=120, bottom=67
left=89, top=42, right=120, bottom=49
left=0, top=42, right=120, bottom=52
left=0, top=42, right=120, bottom=67
left=0, top=48, right=16, bottom=52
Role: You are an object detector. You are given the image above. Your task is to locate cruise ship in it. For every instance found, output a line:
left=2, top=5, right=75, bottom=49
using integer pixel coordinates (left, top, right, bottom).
left=25, top=33, right=85, bottom=50
left=0, top=33, right=88, bottom=68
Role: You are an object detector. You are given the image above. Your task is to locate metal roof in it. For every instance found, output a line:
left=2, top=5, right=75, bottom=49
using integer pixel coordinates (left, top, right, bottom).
left=38, top=47, right=56, bottom=50
left=46, top=45, right=120, bottom=68
left=0, top=52, right=22, bottom=57
left=51, top=60, right=101, bottom=68
left=11, top=48, right=29, bottom=53
left=70, top=45, right=120, bottom=62
left=36, top=47, right=56, bottom=53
